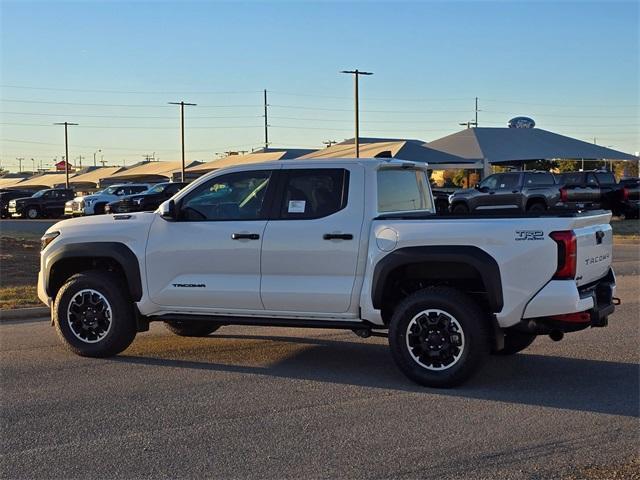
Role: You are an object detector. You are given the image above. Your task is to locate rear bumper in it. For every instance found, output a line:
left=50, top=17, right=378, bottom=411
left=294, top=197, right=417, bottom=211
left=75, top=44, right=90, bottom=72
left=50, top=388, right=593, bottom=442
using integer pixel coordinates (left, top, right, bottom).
left=520, top=269, right=616, bottom=333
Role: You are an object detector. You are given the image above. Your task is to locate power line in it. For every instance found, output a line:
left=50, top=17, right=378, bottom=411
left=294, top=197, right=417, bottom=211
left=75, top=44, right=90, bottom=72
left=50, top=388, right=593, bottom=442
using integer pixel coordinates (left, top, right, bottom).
left=1, top=85, right=261, bottom=95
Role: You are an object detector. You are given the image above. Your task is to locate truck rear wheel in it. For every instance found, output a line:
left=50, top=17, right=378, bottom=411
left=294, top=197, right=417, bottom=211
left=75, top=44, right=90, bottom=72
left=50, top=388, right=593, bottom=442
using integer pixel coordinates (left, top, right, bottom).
left=494, top=330, right=536, bottom=355
left=26, top=206, right=40, bottom=219
left=53, top=271, right=136, bottom=357
left=164, top=320, right=221, bottom=337
left=388, top=287, right=489, bottom=388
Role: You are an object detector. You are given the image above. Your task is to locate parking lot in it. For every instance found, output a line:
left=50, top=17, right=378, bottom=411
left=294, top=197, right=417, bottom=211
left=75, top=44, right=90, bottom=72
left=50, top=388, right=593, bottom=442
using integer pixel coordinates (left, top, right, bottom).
left=0, top=241, right=638, bottom=479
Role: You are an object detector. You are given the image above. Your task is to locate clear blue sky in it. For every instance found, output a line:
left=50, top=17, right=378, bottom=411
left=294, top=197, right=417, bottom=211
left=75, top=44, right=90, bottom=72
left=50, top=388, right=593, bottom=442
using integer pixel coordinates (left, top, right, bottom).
left=1, top=0, right=638, bottom=171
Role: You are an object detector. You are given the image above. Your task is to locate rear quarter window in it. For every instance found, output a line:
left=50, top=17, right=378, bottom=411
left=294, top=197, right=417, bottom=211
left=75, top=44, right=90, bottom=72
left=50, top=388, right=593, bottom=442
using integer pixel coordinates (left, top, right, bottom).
left=377, top=169, right=433, bottom=213
left=525, top=173, right=555, bottom=186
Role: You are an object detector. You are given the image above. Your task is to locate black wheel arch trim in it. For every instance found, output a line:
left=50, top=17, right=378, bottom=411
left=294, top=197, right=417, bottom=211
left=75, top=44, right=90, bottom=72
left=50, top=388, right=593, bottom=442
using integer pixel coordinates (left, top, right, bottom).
left=371, top=245, right=504, bottom=312
left=45, top=242, right=143, bottom=301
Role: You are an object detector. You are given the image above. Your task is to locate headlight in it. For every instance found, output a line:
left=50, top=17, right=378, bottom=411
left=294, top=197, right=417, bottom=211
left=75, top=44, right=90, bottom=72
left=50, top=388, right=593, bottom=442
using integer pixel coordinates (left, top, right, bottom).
left=41, top=231, right=60, bottom=250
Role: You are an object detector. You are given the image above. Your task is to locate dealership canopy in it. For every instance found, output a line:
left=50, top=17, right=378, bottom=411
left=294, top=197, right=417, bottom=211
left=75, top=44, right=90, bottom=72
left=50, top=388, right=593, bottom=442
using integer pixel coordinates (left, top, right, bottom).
left=186, top=148, right=315, bottom=174
left=108, top=160, right=201, bottom=182
left=300, top=138, right=475, bottom=167
left=427, top=128, right=639, bottom=165
left=68, top=167, right=124, bottom=188
left=5, top=172, right=72, bottom=190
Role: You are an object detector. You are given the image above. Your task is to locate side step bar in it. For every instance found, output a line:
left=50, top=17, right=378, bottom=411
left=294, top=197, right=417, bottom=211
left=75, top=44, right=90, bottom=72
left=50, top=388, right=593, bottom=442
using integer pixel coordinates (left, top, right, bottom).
left=149, top=314, right=384, bottom=332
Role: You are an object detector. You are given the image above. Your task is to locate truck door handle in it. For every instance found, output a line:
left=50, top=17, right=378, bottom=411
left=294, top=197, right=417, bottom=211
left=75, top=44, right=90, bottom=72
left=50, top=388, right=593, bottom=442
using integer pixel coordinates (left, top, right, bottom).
left=323, top=233, right=353, bottom=240
left=512, top=190, right=519, bottom=193
left=231, top=233, right=260, bottom=240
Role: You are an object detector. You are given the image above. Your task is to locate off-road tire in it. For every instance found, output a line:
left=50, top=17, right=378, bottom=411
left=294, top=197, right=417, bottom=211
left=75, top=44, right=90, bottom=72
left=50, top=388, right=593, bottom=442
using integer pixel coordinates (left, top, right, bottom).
left=388, top=287, right=490, bottom=388
left=494, top=330, right=536, bottom=355
left=164, top=320, right=221, bottom=337
left=26, top=206, right=40, bottom=219
left=54, top=271, right=136, bottom=357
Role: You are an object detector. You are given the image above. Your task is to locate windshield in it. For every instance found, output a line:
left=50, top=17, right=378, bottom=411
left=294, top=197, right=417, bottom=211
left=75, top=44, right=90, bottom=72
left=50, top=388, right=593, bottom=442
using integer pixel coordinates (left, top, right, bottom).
left=32, top=190, right=47, bottom=198
left=145, top=184, right=166, bottom=194
left=102, top=186, right=120, bottom=195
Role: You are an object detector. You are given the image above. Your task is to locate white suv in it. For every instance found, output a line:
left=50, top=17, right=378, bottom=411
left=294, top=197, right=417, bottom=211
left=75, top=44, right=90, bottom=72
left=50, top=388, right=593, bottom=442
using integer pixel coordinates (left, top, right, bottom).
left=70, top=183, right=151, bottom=215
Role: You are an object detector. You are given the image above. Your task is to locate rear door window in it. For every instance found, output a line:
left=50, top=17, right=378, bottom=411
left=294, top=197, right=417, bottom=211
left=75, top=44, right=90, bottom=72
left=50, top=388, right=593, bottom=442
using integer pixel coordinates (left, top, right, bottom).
left=497, top=173, right=520, bottom=190
left=277, top=169, right=348, bottom=220
left=524, top=173, right=555, bottom=186
left=377, top=169, right=433, bottom=213
left=560, top=173, right=584, bottom=186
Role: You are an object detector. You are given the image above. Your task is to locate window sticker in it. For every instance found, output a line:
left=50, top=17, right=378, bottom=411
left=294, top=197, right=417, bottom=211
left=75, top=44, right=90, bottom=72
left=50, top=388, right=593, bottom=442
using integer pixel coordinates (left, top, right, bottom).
left=288, top=200, right=306, bottom=213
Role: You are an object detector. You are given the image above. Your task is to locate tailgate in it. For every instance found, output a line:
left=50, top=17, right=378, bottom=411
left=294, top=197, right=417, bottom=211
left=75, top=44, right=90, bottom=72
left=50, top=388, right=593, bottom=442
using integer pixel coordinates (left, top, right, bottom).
left=574, top=221, right=613, bottom=287
left=564, top=187, right=601, bottom=203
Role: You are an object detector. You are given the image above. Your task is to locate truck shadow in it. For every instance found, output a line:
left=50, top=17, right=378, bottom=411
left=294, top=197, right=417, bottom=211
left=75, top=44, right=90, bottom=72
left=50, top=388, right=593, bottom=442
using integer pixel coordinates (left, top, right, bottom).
left=116, top=333, right=639, bottom=418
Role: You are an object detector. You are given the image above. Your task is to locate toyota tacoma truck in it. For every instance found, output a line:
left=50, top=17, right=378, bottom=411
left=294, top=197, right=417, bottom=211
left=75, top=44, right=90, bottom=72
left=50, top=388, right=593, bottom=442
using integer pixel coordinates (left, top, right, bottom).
left=38, top=159, right=617, bottom=387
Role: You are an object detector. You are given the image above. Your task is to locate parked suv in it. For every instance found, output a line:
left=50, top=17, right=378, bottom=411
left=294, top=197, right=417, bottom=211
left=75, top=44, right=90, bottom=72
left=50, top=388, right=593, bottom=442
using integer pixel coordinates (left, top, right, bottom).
left=0, top=189, right=36, bottom=218
left=449, top=171, right=559, bottom=214
left=105, top=182, right=187, bottom=214
left=8, top=188, right=74, bottom=219
left=70, top=183, right=151, bottom=215
left=38, top=159, right=616, bottom=387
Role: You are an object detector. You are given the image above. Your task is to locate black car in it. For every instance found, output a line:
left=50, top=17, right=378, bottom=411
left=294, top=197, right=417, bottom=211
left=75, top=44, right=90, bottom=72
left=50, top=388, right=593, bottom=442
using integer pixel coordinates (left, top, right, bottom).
left=8, top=188, right=75, bottom=219
left=618, top=177, right=639, bottom=219
left=0, top=189, right=37, bottom=218
left=448, top=171, right=560, bottom=214
left=105, top=182, right=187, bottom=214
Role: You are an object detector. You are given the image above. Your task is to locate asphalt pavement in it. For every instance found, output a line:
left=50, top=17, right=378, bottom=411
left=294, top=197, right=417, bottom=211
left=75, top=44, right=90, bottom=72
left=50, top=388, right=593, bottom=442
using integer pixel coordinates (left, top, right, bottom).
left=0, top=219, right=58, bottom=239
left=1, top=249, right=638, bottom=479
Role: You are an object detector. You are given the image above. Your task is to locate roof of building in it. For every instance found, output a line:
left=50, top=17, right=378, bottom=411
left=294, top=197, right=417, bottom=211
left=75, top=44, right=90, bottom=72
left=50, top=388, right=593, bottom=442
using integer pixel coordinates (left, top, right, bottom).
left=427, top=128, right=638, bottom=163
left=109, top=160, right=201, bottom=180
left=67, top=167, right=124, bottom=186
left=186, top=148, right=315, bottom=173
left=299, top=138, right=473, bottom=164
left=6, top=172, right=72, bottom=189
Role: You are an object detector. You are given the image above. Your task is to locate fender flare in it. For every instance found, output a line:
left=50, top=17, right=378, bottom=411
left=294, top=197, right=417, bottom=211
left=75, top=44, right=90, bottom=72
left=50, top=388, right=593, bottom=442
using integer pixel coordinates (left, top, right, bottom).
left=45, top=242, right=142, bottom=301
left=371, top=245, right=503, bottom=312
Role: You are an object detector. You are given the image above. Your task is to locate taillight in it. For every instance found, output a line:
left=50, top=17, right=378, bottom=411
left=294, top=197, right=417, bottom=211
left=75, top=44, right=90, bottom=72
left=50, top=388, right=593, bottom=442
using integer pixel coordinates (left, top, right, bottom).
left=560, top=188, right=568, bottom=202
left=622, top=187, right=629, bottom=201
left=550, top=230, right=577, bottom=280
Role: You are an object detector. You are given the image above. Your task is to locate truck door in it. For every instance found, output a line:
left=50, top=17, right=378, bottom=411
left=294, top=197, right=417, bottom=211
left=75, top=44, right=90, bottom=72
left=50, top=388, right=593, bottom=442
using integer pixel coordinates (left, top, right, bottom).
left=145, top=168, right=275, bottom=310
left=492, top=173, right=522, bottom=209
left=260, top=166, right=364, bottom=313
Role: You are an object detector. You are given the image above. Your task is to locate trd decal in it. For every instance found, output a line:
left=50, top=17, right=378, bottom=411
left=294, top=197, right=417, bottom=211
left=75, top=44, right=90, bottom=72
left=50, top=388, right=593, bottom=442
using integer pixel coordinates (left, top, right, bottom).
left=515, top=230, right=544, bottom=241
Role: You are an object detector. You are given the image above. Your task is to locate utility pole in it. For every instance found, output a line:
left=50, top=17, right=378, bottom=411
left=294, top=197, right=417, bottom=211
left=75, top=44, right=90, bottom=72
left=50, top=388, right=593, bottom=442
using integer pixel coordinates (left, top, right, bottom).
left=168, top=101, right=197, bottom=182
left=263, top=89, right=269, bottom=150
left=77, top=155, right=84, bottom=168
left=53, top=122, right=78, bottom=188
left=31, top=158, right=35, bottom=173
left=16, top=157, right=24, bottom=173
left=93, top=149, right=101, bottom=167
left=475, top=97, right=479, bottom=127
left=340, top=69, right=373, bottom=158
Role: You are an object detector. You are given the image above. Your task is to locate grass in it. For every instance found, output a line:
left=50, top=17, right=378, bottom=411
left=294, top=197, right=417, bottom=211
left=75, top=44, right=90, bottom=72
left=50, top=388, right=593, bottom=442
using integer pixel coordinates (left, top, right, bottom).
left=611, top=217, right=640, bottom=239
left=0, top=237, right=41, bottom=309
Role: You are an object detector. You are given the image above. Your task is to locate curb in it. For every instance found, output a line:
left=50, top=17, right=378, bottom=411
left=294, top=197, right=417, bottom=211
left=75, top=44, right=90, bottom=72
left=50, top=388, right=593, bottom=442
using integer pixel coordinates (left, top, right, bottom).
left=0, top=307, right=49, bottom=322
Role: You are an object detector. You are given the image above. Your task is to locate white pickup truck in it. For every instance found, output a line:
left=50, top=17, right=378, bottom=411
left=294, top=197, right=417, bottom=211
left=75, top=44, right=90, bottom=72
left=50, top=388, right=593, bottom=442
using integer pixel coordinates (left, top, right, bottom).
left=38, top=159, right=617, bottom=387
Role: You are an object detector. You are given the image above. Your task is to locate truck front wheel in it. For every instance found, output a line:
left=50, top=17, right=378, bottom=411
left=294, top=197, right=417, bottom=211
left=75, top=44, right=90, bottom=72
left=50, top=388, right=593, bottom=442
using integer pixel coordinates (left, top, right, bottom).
left=388, top=287, right=489, bottom=388
left=164, top=320, right=221, bottom=337
left=53, top=271, right=136, bottom=357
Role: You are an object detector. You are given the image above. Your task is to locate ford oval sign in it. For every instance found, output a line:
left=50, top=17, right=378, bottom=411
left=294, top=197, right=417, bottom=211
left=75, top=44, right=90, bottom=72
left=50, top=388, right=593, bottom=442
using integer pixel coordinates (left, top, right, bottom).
left=508, top=116, right=536, bottom=128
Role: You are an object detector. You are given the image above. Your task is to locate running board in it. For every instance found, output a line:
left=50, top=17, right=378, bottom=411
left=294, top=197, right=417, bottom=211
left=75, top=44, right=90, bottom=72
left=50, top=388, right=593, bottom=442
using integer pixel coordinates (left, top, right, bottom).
left=150, top=314, right=382, bottom=331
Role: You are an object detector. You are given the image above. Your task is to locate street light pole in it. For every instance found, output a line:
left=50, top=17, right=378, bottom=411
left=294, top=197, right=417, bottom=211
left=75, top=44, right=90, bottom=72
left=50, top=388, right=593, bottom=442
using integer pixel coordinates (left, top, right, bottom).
left=340, top=69, right=373, bottom=158
left=53, top=122, right=78, bottom=189
left=169, top=101, right=197, bottom=182
left=93, top=149, right=101, bottom=167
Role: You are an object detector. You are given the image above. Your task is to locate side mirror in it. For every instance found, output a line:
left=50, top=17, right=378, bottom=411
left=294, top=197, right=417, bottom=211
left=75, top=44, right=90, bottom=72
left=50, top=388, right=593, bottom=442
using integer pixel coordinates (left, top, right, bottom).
left=159, top=199, right=177, bottom=221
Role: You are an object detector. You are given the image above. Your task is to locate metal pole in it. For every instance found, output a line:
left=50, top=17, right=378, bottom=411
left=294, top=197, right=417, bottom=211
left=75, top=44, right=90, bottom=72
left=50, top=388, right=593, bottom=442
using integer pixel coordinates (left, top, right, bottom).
left=169, top=101, right=196, bottom=183
left=354, top=71, right=359, bottom=158
left=475, top=97, right=478, bottom=127
left=264, top=89, right=269, bottom=150
left=340, top=70, right=373, bottom=159
left=64, top=124, right=69, bottom=188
